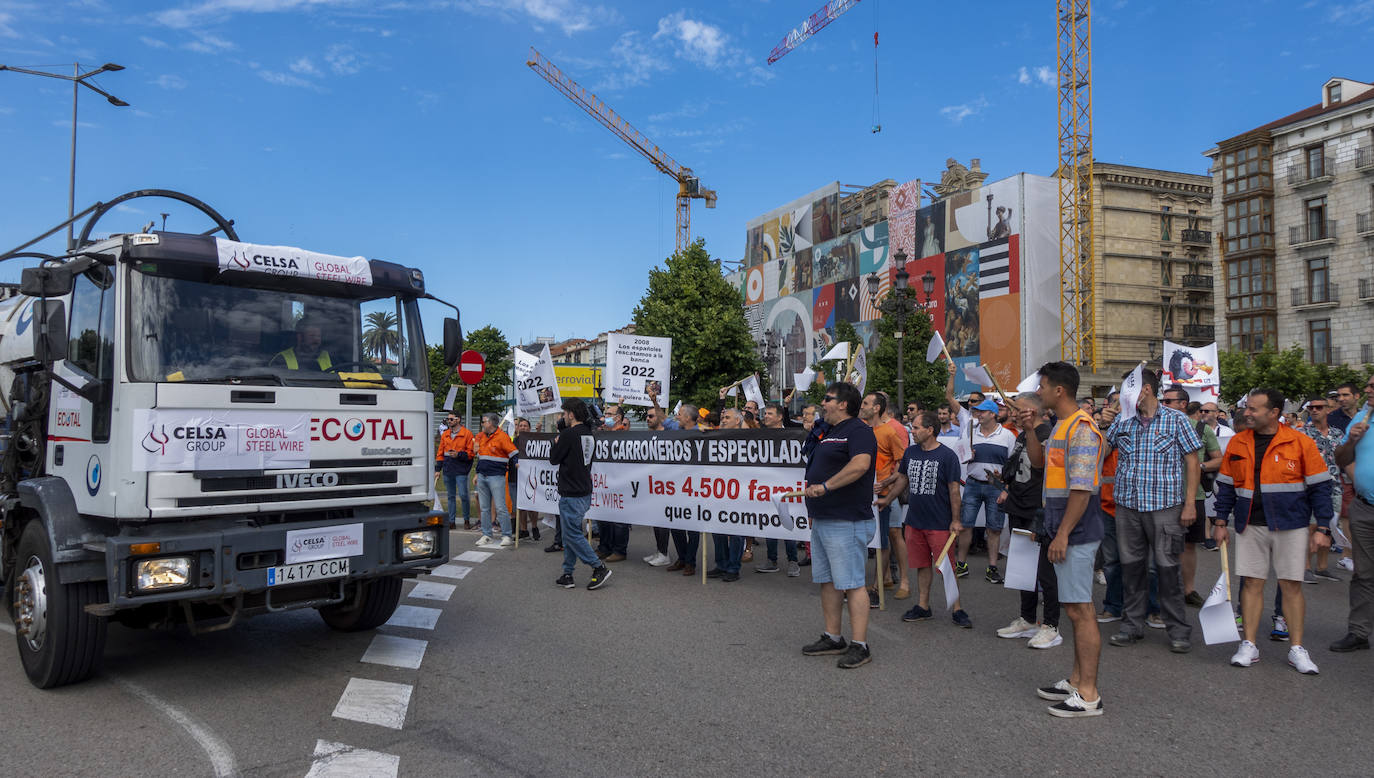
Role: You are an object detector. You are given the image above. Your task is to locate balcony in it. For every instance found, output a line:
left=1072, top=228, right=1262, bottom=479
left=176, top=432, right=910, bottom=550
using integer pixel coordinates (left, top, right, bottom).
left=1360, top=278, right=1374, bottom=301
left=1181, top=273, right=1214, bottom=290
left=1182, top=324, right=1215, bottom=340
left=1288, top=158, right=1333, bottom=188
left=1359, top=212, right=1374, bottom=236
left=1180, top=229, right=1211, bottom=247
left=1292, top=282, right=1340, bottom=308
left=1358, top=147, right=1374, bottom=172
left=1289, top=220, right=1337, bottom=247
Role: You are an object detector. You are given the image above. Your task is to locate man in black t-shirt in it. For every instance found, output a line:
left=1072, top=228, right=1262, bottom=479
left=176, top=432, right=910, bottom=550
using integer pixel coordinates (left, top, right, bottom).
left=994, top=395, right=1060, bottom=648
left=799, top=382, right=878, bottom=669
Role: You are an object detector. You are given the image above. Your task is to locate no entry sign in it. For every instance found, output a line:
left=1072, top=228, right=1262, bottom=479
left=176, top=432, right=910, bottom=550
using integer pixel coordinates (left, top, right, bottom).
left=458, top=350, right=486, bottom=385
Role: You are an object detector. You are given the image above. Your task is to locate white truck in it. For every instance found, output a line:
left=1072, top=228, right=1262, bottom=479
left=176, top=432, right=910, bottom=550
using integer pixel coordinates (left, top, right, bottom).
left=0, top=190, right=461, bottom=687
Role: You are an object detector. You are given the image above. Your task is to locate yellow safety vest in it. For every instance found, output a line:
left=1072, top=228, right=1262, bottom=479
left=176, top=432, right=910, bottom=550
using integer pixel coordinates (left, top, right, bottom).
left=1043, top=408, right=1105, bottom=500
left=278, top=348, right=332, bottom=371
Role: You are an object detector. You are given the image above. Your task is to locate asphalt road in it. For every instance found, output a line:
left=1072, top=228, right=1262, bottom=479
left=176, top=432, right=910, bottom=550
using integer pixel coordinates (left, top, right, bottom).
left=1, top=525, right=1369, bottom=776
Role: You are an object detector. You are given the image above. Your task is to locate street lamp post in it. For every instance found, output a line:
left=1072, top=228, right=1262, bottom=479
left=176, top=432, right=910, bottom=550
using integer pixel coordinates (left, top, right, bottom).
left=867, top=248, right=916, bottom=410
left=0, top=62, right=129, bottom=250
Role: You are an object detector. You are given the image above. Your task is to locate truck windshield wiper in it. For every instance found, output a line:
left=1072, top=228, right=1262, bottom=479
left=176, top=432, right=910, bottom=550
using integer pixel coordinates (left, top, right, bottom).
left=175, top=373, right=286, bottom=386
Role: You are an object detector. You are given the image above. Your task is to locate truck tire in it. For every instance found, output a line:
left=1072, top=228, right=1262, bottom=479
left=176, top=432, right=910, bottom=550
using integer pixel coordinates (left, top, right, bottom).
left=13, top=521, right=107, bottom=688
left=317, top=575, right=402, bottom=632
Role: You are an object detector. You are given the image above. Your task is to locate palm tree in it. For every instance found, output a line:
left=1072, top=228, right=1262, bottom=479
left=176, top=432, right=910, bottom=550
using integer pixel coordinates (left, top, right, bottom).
left=362, top=310, right=401, bottom=365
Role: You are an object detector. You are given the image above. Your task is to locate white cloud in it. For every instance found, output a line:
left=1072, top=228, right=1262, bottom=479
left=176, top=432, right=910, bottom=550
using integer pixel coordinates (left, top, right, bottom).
left=115, top=203, right=146, bottom=214
left=594, top=31, right=669, bottom=90
left=140, top=35, right=169, bottom=48
left=155, top=0, right=356, bottom=29
left=648, top=99, right=712, bottom=123
left=289, top=56, right=320, bottom=76
left=0, top=11, right=17, bottom=39
left=324, top=43, right=360, bottom=74
left=257, top=69, right=316, bottom=88
left=52, top=119, right=99, bottom=129
left=654, top=11, right=734, bottom=69
left=1017, top=65, right=1054, bottom=87
left=182, top=31, right=235, bottom=53
left=1327, top=1, right=1374, bottom=22
left=939, top=96, right=989, bottom=123
left=457, top=0, right=612, bottom=36
left=1017, top=66, right=1030, bottom=85
left=153, top=74, right=188, bottom=89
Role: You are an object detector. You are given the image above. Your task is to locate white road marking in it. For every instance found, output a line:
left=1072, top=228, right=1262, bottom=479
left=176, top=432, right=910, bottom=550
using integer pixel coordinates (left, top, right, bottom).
left=454, top=550, right=493, bottom=563
left=382, top=604, right=441, bottom=630
left=0, top=622, right=13, bottom=634
left=332, top=678, right=413, bottom=730
left=305, top=741, right=399, bottom=778
left=426, top=563, right=473, bottom=581
left=361, top=634, right=428, bottom=670
left=114, top=677, right=239, bottom=777
left=407, top=580, right=456, bottom=600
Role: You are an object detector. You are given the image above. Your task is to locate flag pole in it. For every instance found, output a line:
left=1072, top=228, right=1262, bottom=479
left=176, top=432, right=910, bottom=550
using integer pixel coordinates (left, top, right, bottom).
left=1220, top=540, right=1231, bottom=601
left=933, top=532, right=958, bottom=569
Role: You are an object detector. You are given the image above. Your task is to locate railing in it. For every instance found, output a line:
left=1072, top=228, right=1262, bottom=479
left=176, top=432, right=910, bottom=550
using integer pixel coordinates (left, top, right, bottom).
left=1358, top=147, right=1374, bottom=170
left=1180, top=229, right=1211, bottom=245
left=1288, top=157, right=1331, bottom=185
left=1358, top=212, right=1373, bottom=234
left=1359, top=278, right=1374, bottom=300
left=1289, top=220, right=1336, bottom=244
left=1364, top=344, right=1373, bottom=365
left=1181, top=274, right=1213, bottom=290
left=1182, top=324, right=1214, bottom=340
left=1291, top=282, right=1340, bottom=307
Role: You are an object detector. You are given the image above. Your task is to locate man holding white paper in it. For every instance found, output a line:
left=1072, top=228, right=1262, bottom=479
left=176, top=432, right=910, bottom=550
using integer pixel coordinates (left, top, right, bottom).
left=995, top=394, right=1061, bottom=649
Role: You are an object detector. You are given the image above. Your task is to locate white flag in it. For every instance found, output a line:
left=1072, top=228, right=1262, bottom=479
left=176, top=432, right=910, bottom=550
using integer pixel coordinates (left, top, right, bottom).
left=500, top=408, right=514, bottom=435
left=772, top=498, right=797, bottom=531
left=820, top=341, right=850, bottom=362
left=926, top=331, right=947, bottom=363
left=1119, top=362, right=1144, bottom=420
left=962, top=363, right=992, bottom=388
left=672, top=400, right=682, bottom=416
left=1015, top=371, right=1041, bottom=394
left=1109, top=385, right=1118, bottom=396
left=726, top=385, right=739, bottom=397
left=847, top=344, right=867, bottom=394
left=741, top=373, right=765, bottom=408
left=513, top=344, right=561, bottom=416
left=793, top=369, right=817, bottom=392
left=937, top=554, right=961, bottom=611
left=1199, top=571, right=1240, bottom=645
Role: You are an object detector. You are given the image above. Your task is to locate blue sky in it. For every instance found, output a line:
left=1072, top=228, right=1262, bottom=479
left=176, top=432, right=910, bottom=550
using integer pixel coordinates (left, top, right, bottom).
left=2, top=0, right=1371, bottom=349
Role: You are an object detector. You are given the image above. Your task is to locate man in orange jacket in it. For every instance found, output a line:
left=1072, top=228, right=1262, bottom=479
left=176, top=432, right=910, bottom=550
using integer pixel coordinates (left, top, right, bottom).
left=474, top=413, right=519, bottom=548
left=1214, top=388, right=1334, bottom=675
left=436, top=413, right=476, bottom=529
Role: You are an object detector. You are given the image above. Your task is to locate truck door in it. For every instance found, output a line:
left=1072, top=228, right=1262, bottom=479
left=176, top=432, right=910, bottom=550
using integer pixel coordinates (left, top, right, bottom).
left=49, top=266, right=116, bottom=516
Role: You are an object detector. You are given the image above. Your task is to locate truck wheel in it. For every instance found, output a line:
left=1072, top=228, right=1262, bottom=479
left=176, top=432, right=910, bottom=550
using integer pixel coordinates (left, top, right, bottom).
left=13, top=522, right=107, bottom=688
left=318, top=575, right=402, bottom=632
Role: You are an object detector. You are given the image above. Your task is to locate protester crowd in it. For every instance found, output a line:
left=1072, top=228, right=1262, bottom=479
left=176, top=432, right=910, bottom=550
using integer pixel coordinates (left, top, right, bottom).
left=436, top=365, right=1374, bottom=719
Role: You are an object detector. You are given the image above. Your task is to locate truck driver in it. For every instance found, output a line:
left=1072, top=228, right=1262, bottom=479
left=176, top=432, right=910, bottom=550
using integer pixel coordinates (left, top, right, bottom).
left=272, top=316, right=333, bottom=370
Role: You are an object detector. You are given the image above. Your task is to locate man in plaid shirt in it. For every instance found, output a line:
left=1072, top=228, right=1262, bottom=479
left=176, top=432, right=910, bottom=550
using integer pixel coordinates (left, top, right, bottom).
left=1099, top=369, right=1202, bottom=653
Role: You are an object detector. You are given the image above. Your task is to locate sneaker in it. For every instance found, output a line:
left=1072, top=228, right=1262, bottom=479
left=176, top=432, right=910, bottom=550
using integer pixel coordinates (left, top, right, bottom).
left=1329, top=633, right=1371, bottom=652
left=644, top=552, right=670, bottom=566
left=1302, top=569, right=1319, bottom=584
left=1270, top=615, right=1289, bottom=642
left=587, top=566, right=613, bottom=590
left=1288, top=645, right=1320, bottom=675
left=1036, top=679, right=1076, bottom=701
left=755, top=561, right=780, bottom=573
left=952, top=609, right=973, bottom=629
left=1203, top=539, right=1218, bottom=551
left=902, top=605, right=933, bottom=622
left=1184, top=591, right=1205, bottom=608
left=985, top=565, right=1004, bottom=584
left=1095, top=610, right=1122, bottom=624
left=474, top=535, right=493, bottom=547
left=787, top=561, right=801, bottom=577
left=1338, top=557, right=1355, bottom=572
left=1095, top=569, right=1107, bottom=585
left=1312, top=567, right=1341, bottom=582
left=555, top=573, right=575, bottom=589
left=1146, top=613, right=1166, bottom=630
left=867, top=589, right=880, bottom=609
left=802, top=633, right=849, bottom=656
left=1048, top=690, right=1103, bottom=718
left=1330, top=544, right=1344, bottom=554
left=954, top=561, right=970, bottom=578
left=997, top=617, right=1039, bottom=639
left=1230, top=639, right=1260, bottom=667
left=836, top=642, right=872, bottom=669
left=498, top=536, right=514, bottom=548
left=1029, top=625, right=1063, bottom=649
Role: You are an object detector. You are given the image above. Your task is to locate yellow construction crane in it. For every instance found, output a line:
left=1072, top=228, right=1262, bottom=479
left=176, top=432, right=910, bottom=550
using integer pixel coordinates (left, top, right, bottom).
left=1056, top=0, right=1097, bottom=370
left=526, top=47, right=717, bottom=253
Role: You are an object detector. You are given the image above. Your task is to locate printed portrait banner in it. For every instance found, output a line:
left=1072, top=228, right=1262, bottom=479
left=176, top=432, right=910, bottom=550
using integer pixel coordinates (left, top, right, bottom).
left=515, top=430, right=815, bottom=542
left=514, top=344, right=561, bottom=416
left=606, top=333, right=672, bottom=407
left=1162, top=340, right=1219, bottom=388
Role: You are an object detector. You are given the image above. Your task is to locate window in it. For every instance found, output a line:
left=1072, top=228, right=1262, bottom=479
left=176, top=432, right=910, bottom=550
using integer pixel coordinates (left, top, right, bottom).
left=1306, top=145, right=1326, bottom=179
left=1161, top=206, right=1172, bottom=241
left=1328, top=82, right=1342, bottom=103
left=1226, top=256, right=1276, bottom=311
left=66, top=267, right=116, bottom=442
left=1308, top=257, right=1330, bottom=303
left=1221, top=144, right=1273, bottom=196
left=1229, top=314, right=1276, bottom=353
left=1223, top=196, right=1272, bottom=252
left=1161, top=251, right=1172, bottom=286
left=1310, top=319, right=1332, bottom=364
left=1305, top=196, right=1327, bottom=240
left=1161, top=296, right=1174, bottom=337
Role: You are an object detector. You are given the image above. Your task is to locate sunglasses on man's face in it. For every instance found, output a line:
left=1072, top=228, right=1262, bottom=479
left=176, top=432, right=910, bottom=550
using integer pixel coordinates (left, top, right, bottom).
left=1309, top=404, right=1327, bottom=410
left=823, top=395, right=837, bottom=403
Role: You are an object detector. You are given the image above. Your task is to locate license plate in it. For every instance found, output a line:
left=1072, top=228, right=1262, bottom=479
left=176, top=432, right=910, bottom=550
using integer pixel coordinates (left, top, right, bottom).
left=268, top=558, right=350, bottom=586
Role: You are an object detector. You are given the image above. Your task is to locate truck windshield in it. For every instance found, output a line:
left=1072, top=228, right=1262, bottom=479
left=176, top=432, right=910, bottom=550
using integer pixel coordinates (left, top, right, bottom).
left=128, top=265, right=428, bottom=389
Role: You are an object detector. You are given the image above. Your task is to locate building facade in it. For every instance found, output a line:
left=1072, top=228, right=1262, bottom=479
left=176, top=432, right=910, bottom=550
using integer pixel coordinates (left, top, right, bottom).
left=1091, top=163, right=1216, bottom=383
left=1207, top=77, right=1374, bottom=365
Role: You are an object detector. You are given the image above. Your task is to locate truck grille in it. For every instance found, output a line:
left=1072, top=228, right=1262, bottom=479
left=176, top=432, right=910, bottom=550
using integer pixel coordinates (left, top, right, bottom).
left=199, top=470, right=398, bottom=492
left=176, top=486, right=412, bottom=508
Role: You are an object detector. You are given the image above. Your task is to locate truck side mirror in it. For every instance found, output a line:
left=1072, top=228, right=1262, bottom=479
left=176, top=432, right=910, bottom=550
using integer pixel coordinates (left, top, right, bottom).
left=37, top=300, right=67, bottom=362
left=443, top=317, right=462, bottom=368
left=20, top=266, right=74, bottom=297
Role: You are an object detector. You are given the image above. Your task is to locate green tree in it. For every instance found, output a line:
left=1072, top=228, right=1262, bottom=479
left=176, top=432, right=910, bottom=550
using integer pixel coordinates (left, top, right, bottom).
left=803, top=320, right=861, bottom=406
left=362, top=310, right=400, bottom=365
left=867, top=292, right=946, bottom=412
left=428, top=325, right=513, bottom=416
left=1218, top=344, right=1373, bottom=405
left=632, top=239, right=764, bottom=410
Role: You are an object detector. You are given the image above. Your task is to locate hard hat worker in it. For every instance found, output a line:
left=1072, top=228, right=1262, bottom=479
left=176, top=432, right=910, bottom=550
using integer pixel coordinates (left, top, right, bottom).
left=273, top=316, right=333, bottom=370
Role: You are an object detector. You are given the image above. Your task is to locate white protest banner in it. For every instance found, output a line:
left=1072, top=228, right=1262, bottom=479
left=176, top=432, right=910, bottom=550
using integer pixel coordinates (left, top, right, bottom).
left=1199, top=571, right=1240, bottom=645
left=820, top=341, right=850, bottom=362
left=848, top=344, right=868, bottom=394
left=516, top=429, right=811, bottom=542
left=131, top=409, right=311, bottom=471
left=514, top=344, right=561, bottom=416
left=1016, top=372, right=1042, bottom=394
left=962, top=363, right=993, bottom=388
left=215, top=238, right=372, bottom=286
left=926, top=331, right=947, bottom=363
left=1003, top=529, right=1040, bottom=591
left=1119, top=362, right=1144, bottom=420
left=937, top=554, right=960, bottom=611
left=442, top=385, right=458, bottom=411
left=793, top=369, right=817, bottom=393
left=1163, top=340, right=1219, bottom=388
left=740, top=374, right=765, bottom=408
left=606, top=333, right=672, bottom=408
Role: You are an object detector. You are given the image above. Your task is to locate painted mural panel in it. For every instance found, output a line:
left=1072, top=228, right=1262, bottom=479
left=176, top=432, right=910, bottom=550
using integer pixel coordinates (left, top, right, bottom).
left=858, top=222, right=889, bottom=276
left=812, top=233, right=859, bottom=287
left=914, top=201, right=945, bottom=258
left=793, top=247, right=813, bottom=290
left=944, top=247, right=980, bottom=357
left=812, top=193, right=838, bottom=244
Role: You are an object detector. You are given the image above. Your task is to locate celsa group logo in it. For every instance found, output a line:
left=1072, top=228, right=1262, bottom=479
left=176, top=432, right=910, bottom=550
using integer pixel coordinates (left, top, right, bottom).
left=142, top=425, right=169, bottom=455
left=85, top=455, right=101, bottom=496
left=524, top=471, right=536, bottom=500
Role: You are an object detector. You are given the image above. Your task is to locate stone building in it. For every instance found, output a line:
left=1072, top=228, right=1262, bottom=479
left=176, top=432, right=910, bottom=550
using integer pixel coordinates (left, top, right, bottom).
left=1206, top=77, right=1374, bottom=365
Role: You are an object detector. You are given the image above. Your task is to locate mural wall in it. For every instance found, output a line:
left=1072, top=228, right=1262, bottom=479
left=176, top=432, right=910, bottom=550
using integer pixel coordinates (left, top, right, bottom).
left=733, top=173, right=1063, bottom=396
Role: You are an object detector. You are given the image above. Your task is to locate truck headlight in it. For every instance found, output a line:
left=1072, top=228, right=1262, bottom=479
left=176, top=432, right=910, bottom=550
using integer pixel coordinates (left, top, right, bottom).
left=400, top=530, right=437, bottom=559
left=135, top=557, right=192, bottom=591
